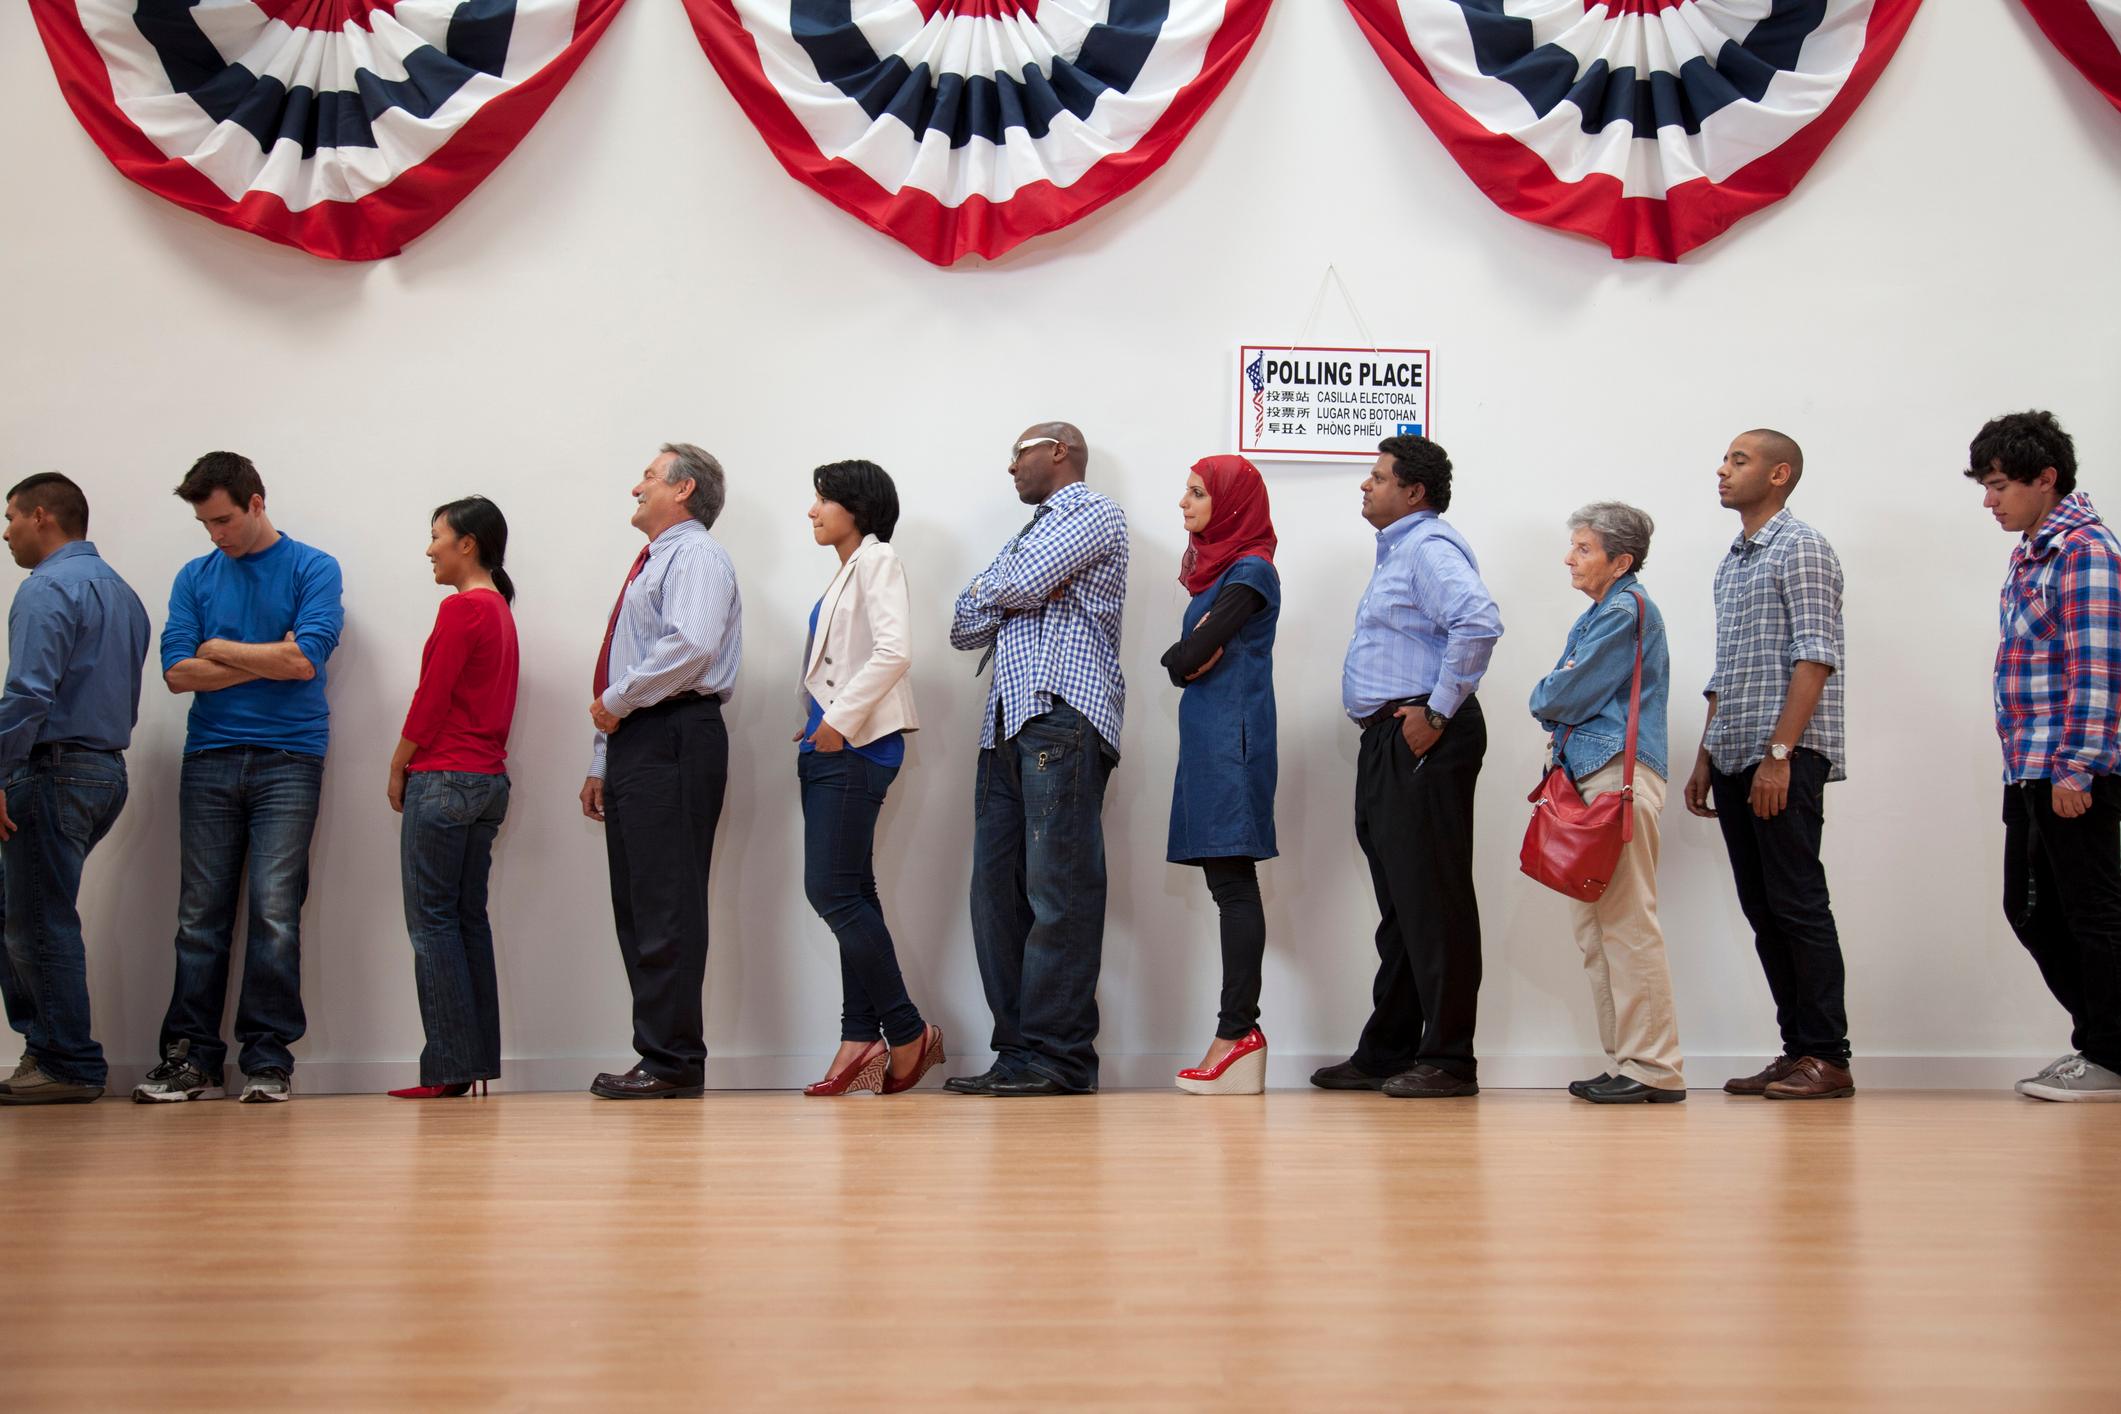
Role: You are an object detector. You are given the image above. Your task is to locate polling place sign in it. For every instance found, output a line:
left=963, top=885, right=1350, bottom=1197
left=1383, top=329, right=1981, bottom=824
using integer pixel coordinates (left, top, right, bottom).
left=1237, top=345, right=1431, bottom=461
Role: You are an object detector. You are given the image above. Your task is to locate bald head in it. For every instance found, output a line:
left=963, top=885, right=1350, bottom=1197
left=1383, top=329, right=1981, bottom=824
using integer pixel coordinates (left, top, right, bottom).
left=1008, top=421, right=1090, bottom=506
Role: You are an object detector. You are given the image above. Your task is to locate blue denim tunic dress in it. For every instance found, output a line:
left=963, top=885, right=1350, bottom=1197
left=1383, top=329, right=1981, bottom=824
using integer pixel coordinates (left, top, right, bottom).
left=1168, top=555, right=1280, bottom=863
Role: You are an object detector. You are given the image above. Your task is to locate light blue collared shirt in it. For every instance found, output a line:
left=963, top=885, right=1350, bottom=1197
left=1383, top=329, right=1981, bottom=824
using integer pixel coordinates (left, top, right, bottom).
left=1341, top=510, right=1502, bottom=721
left=589, top=518, right=742, bottom=780
left=0, top=541, right=151, bottom=769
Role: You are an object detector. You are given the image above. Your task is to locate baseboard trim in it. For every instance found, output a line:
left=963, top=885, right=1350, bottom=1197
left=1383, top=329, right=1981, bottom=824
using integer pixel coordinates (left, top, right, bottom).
left=87, top=1052, right=2058, bottom=1096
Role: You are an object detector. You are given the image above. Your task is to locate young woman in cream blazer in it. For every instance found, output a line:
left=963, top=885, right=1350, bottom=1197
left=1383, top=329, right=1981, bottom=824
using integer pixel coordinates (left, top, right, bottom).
left=795, top=460, right=944, bottom=1096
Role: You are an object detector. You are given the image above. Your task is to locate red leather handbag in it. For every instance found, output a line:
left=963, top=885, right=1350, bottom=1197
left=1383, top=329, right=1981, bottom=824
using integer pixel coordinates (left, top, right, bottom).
left=1519, top=590, right=1646, bottom=903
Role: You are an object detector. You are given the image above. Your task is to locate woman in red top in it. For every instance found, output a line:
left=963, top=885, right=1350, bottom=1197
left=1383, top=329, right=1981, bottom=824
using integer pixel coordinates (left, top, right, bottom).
left=385, top=497, right=520, bottom=1099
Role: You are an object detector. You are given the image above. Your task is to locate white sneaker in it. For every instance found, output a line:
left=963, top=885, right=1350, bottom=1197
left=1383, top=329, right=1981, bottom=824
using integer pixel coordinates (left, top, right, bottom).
left=2014, top=1053, right=2081, bottom=1096
left=2019, top=1056, right=2121, bottom=1103
left=131, top=1043, right=227, bottom=1103
left=240, top=1068, right=293, bottom=1103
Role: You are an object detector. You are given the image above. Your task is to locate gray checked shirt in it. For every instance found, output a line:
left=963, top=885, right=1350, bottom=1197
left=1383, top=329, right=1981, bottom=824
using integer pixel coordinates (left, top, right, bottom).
left=1704, top=509, right=1846, bottom=779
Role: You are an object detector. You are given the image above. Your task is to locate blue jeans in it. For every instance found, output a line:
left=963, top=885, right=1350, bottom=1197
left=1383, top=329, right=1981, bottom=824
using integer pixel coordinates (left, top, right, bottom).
left=2, top=747, right=129, bottom=1086
left=798, top=749, right=922, bottom=1047
left=970, top=699, right=1116, bottom=1091
left=159, top=747, right=324, bottom=1078
left=401, top=770, right=510, bottom=1086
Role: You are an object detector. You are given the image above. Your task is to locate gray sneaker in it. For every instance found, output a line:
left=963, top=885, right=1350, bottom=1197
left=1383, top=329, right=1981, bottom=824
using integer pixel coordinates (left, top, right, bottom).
left=2019, top=1055, right=2121, bottom=1103
left=240, top=1068, right=293, bottom=1103
left=1, top=1054, right=36, bottom=1091
left=131, top=1043, right=226, bottom=1103
left=0, top=1063, right=104, bottom=1105
left=2014, top=1053, right=2081, bottom=1096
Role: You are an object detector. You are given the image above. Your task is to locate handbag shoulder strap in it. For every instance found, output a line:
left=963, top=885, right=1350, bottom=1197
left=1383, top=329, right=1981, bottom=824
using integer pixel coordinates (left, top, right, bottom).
left=1618, top=588, right=1646, bottom=840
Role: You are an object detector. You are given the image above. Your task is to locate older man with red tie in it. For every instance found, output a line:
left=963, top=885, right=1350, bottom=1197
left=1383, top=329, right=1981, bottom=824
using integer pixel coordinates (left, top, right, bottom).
left=579, top=444, right=743, bottom=1100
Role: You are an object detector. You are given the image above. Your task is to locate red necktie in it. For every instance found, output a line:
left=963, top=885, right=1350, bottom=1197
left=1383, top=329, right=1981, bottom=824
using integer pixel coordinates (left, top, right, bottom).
left=593, top=544, right=653, bottom=700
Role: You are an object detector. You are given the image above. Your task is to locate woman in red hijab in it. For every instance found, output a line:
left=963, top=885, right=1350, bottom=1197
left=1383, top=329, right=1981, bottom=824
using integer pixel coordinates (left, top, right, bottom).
left=1160, top=455, right=1281, bottom=1094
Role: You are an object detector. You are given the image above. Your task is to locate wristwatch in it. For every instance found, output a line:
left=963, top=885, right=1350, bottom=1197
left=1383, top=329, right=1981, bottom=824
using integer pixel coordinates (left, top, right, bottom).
left=1768, top=742, right=1792, bottom=762
left=1423, top=706, right=1448, bottom=731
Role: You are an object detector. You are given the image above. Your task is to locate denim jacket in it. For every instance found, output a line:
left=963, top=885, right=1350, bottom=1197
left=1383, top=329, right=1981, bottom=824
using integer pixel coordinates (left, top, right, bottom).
left=1527, top=574, right=1670, bottom=783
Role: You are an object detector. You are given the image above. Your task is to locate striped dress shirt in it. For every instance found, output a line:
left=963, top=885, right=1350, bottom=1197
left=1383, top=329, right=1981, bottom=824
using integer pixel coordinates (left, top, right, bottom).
left=1341, top=510, right=1502, bottom=721
left=589, top=518, right=742, bottom=780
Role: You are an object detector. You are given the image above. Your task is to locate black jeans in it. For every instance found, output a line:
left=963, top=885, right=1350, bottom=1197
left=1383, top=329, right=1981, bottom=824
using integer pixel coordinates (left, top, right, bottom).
left=1350, top=695, right=1485, bottom=1083
left=1198, top=858, right=1264, bottom=1039
left=798, top=749, right=923, bottom=1048
left=399, top=770, right=510, bottom=1087
left=970, top=699, right=1116, bottom=1092
left=605, top=695, right=728, bottom=1087
left=1709, top=749, right=1850, bottom=1064
left=2002, top=776, right=2121, bottom=1073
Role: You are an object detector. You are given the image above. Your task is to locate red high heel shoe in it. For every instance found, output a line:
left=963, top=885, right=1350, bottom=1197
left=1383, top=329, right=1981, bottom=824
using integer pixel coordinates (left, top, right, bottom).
left=1176, top=1029, right=1267, bottom=1095
left=881, top=1024, right=946, bottom=1094
left=805, top=1040, right=888, bottom=1097
left=387, top=1081, right=476, bottom=1099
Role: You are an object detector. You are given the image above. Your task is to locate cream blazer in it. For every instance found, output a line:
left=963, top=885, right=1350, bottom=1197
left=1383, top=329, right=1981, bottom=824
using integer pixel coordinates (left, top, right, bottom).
left=802, top=534, right=920, bottom=746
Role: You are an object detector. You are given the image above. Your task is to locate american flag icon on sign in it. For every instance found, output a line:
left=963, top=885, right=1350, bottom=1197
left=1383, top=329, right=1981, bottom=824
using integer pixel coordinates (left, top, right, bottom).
left=1247, top=352, right=1266, bottom=440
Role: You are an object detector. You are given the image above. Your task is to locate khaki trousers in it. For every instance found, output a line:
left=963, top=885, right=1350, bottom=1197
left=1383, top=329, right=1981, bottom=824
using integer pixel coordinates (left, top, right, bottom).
left=1568, top=762, right=1685, bottom=1089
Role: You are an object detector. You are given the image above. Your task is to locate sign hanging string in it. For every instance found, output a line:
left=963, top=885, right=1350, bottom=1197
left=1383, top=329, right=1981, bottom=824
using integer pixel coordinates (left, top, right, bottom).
left=1286, top=264, right=1382, bottom=352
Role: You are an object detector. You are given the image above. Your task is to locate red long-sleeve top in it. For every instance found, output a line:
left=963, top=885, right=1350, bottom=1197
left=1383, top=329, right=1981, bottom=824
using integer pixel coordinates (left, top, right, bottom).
left=403, top=589, right=518, bottom=774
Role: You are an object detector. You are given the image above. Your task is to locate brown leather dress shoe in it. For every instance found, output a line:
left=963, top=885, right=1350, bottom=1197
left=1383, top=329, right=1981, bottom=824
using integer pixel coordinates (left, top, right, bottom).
left=589, top=1067, right=704, bottom=1100
left=1723, top=1057, right=1804, bottom=1095
left=1763, top=1056, right=1854, bottom=1100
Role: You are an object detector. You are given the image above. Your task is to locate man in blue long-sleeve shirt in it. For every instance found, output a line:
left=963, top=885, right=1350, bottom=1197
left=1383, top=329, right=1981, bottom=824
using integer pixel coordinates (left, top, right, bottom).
left=133, top=453, right=343, bottom=1105
left=0, top=475, right=150, bottom=1104
left=1314, top=436, right=1503, bottom=1100
left=946, top=422, right=1129, bottom=1096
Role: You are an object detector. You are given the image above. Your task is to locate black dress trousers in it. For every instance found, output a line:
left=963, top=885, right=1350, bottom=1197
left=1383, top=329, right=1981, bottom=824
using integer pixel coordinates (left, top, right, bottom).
left=1350, top=695, right=1487, bottom=1082
left=604, top=694, right=728, bottom=1086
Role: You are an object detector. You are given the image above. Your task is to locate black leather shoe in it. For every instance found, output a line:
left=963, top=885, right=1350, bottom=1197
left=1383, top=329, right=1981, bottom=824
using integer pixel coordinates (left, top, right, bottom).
left=1567, top=1072, right=1614, bottom=1098
left=589, top=1067, right=704, bottom=1100
left=1309, top=1058, right=1389, bottom=1091
left=943, top=1067, right=1006, bottom=1095
left=1381, top=1064, right=1479, bottom=1098
left=990, top=1074, right=1092, bottom=1097
left=1582, top=1075, right=1685, bottom=1104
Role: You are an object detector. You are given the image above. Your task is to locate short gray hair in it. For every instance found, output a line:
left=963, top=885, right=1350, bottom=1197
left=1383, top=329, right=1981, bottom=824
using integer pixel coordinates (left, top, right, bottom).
left=1567, top=501, right=1654, bottom=571
left=659, top=442, right=725, bottom=529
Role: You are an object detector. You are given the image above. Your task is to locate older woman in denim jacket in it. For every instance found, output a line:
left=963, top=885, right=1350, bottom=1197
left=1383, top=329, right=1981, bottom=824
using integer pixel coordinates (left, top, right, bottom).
left=1527, top=502, right=1685, bottom=1104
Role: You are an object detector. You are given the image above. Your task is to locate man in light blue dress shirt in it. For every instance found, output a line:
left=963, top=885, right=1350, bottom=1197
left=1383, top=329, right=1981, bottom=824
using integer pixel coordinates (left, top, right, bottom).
left=0, top=474, right=150, bottom=1105
left=580, top=443, right=743, bottom=1100
left=1313, top=436, right=1503, bottom=1100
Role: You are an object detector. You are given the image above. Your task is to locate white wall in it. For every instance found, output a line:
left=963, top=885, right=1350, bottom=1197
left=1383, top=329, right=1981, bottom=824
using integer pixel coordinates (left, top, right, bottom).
left=2, top=3, right=2116, bottom=1091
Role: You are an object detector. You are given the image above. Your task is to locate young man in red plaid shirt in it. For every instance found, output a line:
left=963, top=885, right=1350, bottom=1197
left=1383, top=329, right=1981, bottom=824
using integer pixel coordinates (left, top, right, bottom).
left=1968, top=410, right=2121, bottom=1102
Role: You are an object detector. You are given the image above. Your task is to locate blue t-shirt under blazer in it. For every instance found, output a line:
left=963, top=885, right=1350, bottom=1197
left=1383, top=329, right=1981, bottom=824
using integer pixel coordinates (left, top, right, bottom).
left=160, top=535, right=345, bottom=756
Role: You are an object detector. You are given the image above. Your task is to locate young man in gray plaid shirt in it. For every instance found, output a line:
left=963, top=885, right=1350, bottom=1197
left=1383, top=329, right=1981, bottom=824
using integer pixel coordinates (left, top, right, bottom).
left=1683, top=430, right=1853, bottom=1100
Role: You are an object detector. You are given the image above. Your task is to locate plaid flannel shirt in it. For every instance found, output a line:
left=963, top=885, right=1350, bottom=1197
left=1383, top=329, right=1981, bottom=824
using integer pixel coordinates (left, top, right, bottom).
left=950, top=481, right=1130, bottom=754
left=1704, top=509, right=1847, bottom=779
left=1994, top=491, right=2121, bottom=792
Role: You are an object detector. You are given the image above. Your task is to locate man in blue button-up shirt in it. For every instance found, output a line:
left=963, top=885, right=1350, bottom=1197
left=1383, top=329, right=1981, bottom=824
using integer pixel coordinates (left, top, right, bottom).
left=947, top=422, right=1129, bottom=1096
left=1314, top=436, right=1503, bottom=1100
left=0, top=474, right=150, bottom=1104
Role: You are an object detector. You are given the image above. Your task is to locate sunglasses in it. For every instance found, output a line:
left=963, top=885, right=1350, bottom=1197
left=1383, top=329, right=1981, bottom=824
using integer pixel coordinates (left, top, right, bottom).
left=1009, top=437, right=1059, bottom=470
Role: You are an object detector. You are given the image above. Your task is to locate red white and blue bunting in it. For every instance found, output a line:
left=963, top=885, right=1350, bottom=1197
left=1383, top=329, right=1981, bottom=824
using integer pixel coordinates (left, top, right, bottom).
left=680, top=0, right=1272, bottom=265
left=29, top=1, right=627, bottom=260
left=1342, top=0, right=1925, bottom=261
left=2020, top=1, right=2121, bottom=113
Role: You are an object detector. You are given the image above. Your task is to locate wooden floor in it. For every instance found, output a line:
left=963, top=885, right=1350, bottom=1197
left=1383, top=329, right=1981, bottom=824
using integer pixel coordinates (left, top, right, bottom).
left=4, top=1090, right=2118, bottom=1412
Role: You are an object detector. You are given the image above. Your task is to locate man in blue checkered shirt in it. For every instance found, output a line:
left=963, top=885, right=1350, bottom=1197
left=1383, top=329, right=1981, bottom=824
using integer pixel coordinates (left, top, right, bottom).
left=1683, top=429, right=1854, bottom=1101
left=945, top=423, right=1129, bottom=1096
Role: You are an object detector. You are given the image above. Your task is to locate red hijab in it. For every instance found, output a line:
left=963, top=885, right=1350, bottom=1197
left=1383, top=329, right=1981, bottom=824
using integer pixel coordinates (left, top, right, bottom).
left=1180, top=454, right=1277, bottom=597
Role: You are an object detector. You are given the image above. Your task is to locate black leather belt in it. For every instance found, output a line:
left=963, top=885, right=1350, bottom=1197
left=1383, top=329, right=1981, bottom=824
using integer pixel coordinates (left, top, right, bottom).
left=28, top=741, right=115, bottom=762
left=1354, top=696, right=1428, bottom=731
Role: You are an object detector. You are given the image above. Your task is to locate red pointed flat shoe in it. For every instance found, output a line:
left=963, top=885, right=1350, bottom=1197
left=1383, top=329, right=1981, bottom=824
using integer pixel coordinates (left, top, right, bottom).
left=805, top=1040, right=888, bottom=1097
left=1176, top=1029, right=1268, bottom=1095
left=882, top=1025, right=947, bottom=1095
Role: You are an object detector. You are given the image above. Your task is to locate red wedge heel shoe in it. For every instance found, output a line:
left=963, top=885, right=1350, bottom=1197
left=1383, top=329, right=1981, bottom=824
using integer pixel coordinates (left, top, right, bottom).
left=387, top=1080, right=487, bottom=1099
left=805, top=1041, right=888, bottom=1097
left=882, top=1025, right=946, bottom=1095
left=1176, top=1029, right=1268, bottom=1095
